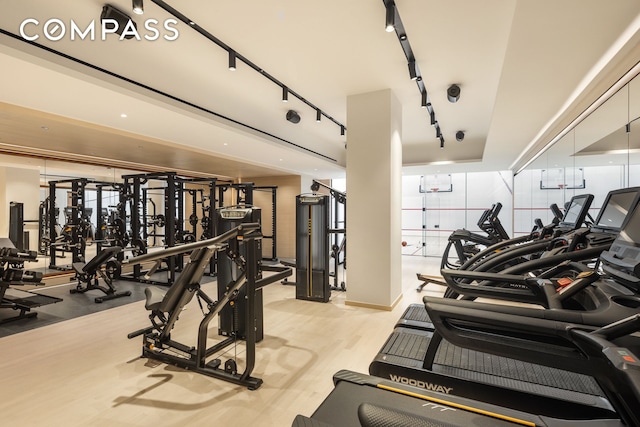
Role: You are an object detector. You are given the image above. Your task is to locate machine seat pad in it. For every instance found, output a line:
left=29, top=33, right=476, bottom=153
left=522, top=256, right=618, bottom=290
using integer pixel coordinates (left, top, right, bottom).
left=144, top=286, right=167, bottom=311
left=72, top=262, right=86, bottom=274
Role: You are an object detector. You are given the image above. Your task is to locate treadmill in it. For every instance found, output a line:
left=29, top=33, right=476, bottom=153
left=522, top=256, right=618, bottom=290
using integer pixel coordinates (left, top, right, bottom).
left=399, top=187, right=640, bottom=331
left=371, top=192, right=640, bottom=419
left=295, top=316, right=640, bottom=427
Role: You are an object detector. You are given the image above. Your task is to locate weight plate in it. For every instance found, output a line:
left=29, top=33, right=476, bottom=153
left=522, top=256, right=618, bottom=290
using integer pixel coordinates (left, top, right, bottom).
left=189, top=213, right=199, bottom=227
left=104, top=259, right=122, bottom=280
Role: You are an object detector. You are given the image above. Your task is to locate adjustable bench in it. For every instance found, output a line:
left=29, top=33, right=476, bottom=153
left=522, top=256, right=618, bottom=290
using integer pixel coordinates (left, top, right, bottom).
left=71, top=246, right=130, bottom=303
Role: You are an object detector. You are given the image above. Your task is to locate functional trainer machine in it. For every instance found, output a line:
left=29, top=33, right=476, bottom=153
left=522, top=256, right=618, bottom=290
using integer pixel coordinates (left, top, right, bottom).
left=311, top=180, right=346, bottom=291
left=295, top=193, right=331, bottom=302
left=126, top=223, right=291, bottom=389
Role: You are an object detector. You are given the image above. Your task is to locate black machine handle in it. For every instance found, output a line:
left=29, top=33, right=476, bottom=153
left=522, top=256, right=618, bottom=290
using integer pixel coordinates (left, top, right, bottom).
left=440, top=268, right=601, bottom=308
left=568, top=314, right=640, bottom=427
left=121, top=222, right=261, bottom=265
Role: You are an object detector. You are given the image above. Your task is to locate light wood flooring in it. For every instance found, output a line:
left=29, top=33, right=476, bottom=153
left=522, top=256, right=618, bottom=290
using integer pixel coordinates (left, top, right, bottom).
left=0, top=256, right=444, bottom=427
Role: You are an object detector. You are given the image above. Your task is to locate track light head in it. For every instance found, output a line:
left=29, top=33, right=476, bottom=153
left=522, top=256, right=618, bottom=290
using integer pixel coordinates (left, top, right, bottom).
left=385, top=4, right=395, bottom=32
left=286, top=110, right=300, bottom=124
left=421, top=91, right=428, bottom=109
left=132, top=0, right=144, bottom=15
left=440, top=135, right=445, bottom=149
left=341, top=126, right=346, bottom=136
left=447, top=84, right=461, bottom=103
left=101, top=5, right=137, bottom=39
left=282, top=86, right=289, bottom=102
left=456, top=131, right=465, bottom=142
left=408, top=61, right=418, bottom=81
left=316, top=109, right=322, bottom=122
left=228, top=50, right=236, bottom=71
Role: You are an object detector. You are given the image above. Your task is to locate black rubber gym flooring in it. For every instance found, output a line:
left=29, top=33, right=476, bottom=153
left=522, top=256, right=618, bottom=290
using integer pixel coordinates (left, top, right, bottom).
left=0, top=273, right=216, bottom=338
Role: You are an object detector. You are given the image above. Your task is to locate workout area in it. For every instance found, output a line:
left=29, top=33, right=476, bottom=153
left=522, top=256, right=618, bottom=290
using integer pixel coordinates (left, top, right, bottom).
left=2, top=1, right=640, bottom=426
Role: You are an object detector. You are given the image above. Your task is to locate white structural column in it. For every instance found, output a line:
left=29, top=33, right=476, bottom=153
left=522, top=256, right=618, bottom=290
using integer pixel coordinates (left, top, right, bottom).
left=345, top=89, right=403, bottom=310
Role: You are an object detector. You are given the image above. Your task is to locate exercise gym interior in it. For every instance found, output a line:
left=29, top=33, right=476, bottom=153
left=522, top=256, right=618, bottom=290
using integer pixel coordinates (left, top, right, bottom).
left=1, top=1, right=640, bottom=426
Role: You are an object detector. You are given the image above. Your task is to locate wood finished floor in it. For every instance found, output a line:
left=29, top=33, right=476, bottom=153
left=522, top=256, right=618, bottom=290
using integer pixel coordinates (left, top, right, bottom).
left=0, top=256, right=443, bottom=427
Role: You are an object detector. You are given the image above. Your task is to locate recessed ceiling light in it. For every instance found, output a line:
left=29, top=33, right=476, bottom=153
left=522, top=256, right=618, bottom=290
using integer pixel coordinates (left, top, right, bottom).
left=41, top=126, right=49, bottom=131
left=223, top=143, right=228, bottom=146
left=189, top=21, right=195, bottom=26
left=121, top=113, right=127, bottom=118
left=279, top=158, right=283, bottom=161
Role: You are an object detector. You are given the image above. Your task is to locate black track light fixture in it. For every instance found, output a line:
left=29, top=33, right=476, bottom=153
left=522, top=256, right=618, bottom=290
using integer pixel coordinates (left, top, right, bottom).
left=408, top=61, right=418, bottom=81
left=440, top=135, right=445, bottom=149
left=456, top=131, right=465, bottom=142
left=430, top=111, right=436, bottom=125
left=340, top=126, right=345, bottom=136
left=228, top=50, right=236, bottom=71
left=316, top=109, right=322, bottom=122
left=436, top=127, right=441, bottom=139
left=132, top=0, right=144, bottom=15
left=286, top=110, right=300, bottom=124
left=421, top=91, right=428, bottom=109
left=282, top=86, right=289, bottom=102
left=447, top=84, right=461, bottom=103
left=385, top=3, right=395, bottom=32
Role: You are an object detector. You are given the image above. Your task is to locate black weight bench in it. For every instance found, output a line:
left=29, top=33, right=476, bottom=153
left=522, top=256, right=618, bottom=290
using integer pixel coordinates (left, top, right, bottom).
left=71, top=246, right=130, bottom=303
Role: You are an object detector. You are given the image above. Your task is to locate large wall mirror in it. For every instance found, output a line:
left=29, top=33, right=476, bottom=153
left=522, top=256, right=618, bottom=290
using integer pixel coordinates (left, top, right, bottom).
left=514, top=72, right=640, bottom=234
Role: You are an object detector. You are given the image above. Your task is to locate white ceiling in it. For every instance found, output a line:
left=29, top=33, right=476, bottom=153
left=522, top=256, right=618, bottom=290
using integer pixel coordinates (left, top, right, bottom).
left=0, top=0, right=639, bottom=179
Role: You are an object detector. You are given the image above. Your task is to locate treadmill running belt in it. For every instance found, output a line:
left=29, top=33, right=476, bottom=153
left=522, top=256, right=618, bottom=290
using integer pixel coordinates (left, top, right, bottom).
left=401, top=304, right=431, bottom=323
left=382, top=328, right=603, bottom=397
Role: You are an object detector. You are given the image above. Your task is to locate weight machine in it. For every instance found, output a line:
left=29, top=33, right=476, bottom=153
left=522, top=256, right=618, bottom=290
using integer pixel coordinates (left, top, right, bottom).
left=126, top=223, right=292, bottom=389
left=311, top=180, right=346, bottom=291
left=0, top=238, right=62, bottom=324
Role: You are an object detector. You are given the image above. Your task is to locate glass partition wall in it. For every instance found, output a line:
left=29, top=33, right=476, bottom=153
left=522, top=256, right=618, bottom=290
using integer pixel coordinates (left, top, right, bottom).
left=403, top=71, right=639, bottom=258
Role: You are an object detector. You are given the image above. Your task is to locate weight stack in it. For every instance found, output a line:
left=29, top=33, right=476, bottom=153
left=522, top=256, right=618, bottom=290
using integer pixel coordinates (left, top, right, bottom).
left=216, top=206, right=263, bottom=342
left=295, top=194, right=330, bottom=302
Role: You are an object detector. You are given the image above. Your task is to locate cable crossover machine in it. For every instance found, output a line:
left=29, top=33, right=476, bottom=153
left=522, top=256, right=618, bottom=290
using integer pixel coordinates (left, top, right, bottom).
left=294, top=180, right=346, bottom=302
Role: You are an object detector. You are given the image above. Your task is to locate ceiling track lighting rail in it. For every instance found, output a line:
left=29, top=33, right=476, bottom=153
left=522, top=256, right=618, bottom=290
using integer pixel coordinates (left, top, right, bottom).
left=150, top=0, right=346, bottom=135
left=382, top=0, right=444, bottom=147
left=0, top=28, right=338, bottom=165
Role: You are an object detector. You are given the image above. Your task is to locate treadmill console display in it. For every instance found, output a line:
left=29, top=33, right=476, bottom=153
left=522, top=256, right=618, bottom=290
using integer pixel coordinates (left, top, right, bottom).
left=594, top=188, right=640, bottom=232
left=600, top=199, right=640, bottom=289
left=556, top=194, right=594, bottom=230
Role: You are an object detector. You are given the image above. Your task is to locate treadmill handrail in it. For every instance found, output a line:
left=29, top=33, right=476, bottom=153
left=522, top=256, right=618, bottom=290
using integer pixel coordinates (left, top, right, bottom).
left=424, top=297, right=606, bottom=376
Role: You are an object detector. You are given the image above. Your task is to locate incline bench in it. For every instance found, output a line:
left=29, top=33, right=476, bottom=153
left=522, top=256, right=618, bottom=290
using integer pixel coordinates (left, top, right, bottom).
left=71, top=246, right=130, bottom=303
